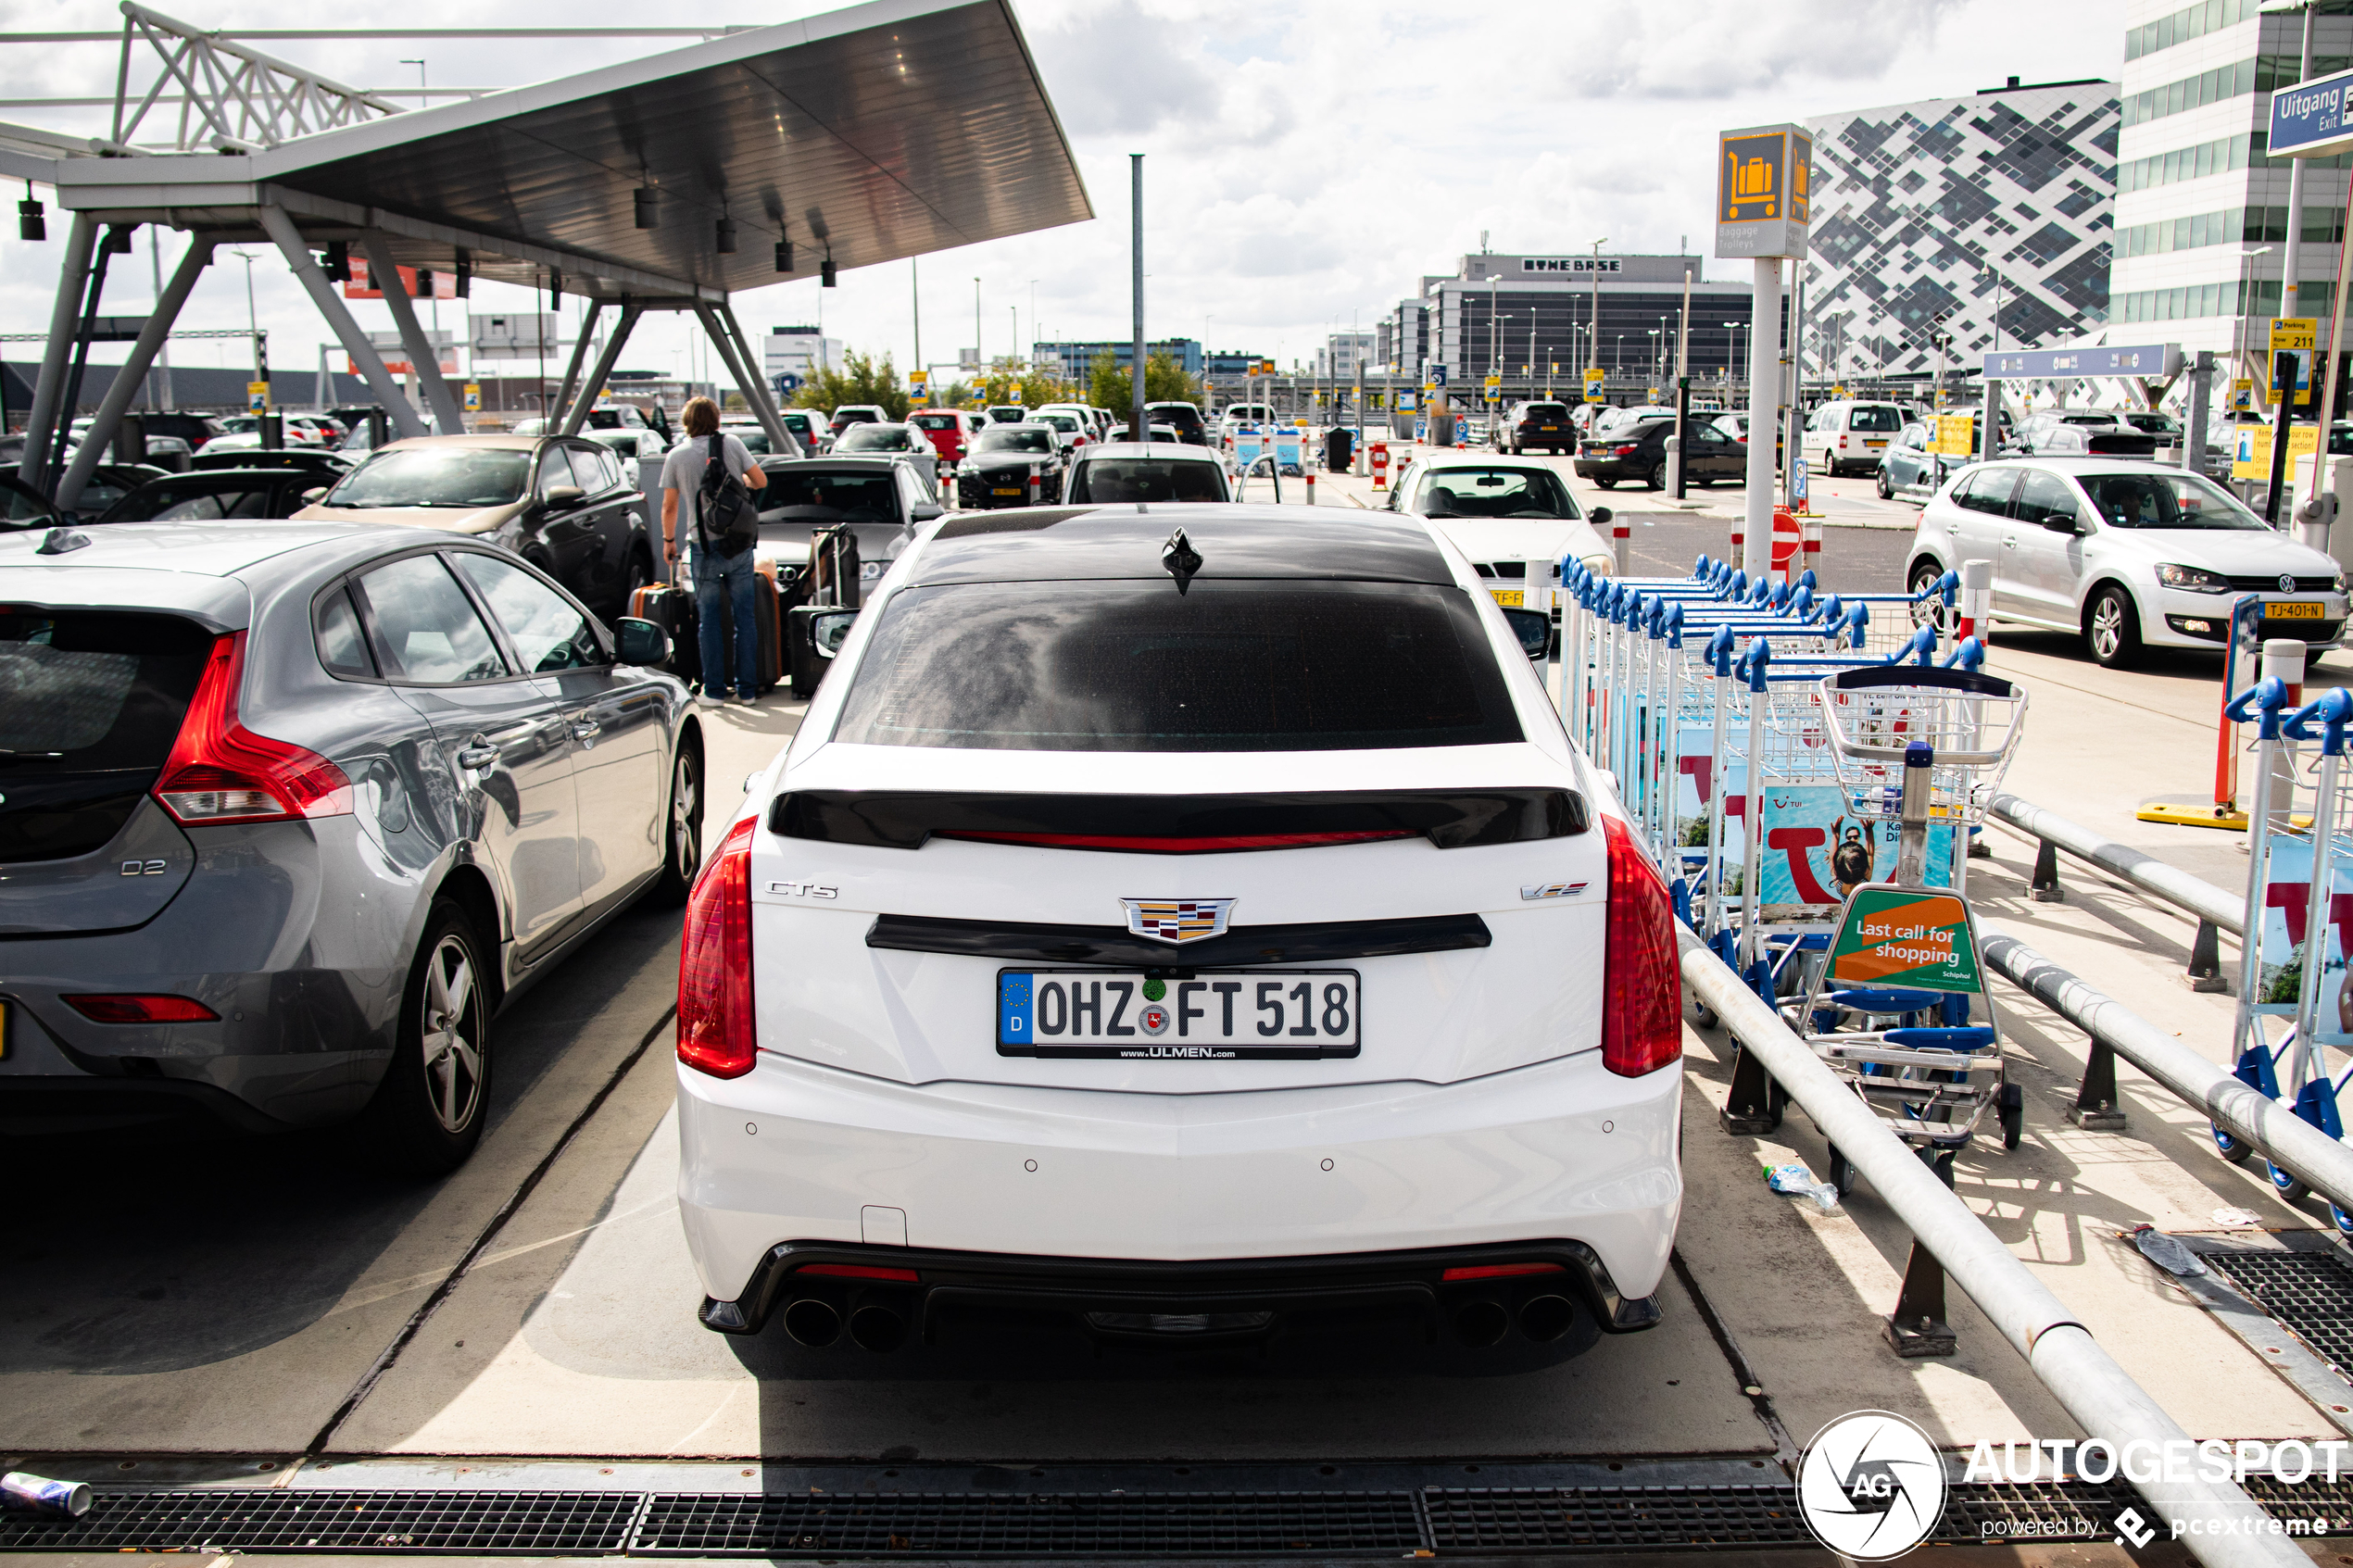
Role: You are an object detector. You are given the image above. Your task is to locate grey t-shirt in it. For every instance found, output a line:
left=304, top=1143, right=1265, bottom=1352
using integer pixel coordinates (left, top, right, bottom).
left=660, top=433, right=756, bottom=548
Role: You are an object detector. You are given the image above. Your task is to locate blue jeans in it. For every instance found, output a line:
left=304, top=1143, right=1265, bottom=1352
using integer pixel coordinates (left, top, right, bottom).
left=691, top=545, right=761, bottom=698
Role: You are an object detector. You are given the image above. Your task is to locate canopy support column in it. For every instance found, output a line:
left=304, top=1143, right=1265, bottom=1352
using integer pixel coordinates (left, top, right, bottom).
left=703, top=300, right=799, bottom=458
left=362, top=236, right=465, bottom=433
left=258, top=206, right=426, bottom=441
left=558, top=307, right=641, bottom=435
left=21, top=212, right=97, bottom=494
left=57, top=234, right=213, bottom=514
left=550, top=298, right=606, bottom=430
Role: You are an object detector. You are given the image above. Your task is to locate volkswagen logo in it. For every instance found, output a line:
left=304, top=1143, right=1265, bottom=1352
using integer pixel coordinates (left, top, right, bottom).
left=2283, top=574, right=2298, bottom=593
left=1796, top=1411, right=1948, bottom=1560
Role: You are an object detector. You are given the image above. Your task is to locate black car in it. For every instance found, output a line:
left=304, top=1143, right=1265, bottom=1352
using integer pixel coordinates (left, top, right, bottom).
left=754, top=456, right=947, bottom=592
left=189, top=448, right=356, bottom=478
left=0, top=460, right=170, bottom=519
left=1573, top=417, right=1746, bottom=490
left=1143, top=400, right=1210, bottom=446
left=955, top=423, right=1067, bottom=508
left=96, top=467, right=342, bottom=524
left=1501, top=400, right=1577, bottom=455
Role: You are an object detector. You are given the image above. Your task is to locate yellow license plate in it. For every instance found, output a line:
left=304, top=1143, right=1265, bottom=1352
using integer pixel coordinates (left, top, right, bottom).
left=2267, top=601, right=2326, bottom=619
left=992, top=487, right=1021, bottom=495
left=1491, top=589, right=1526, bottom=608
left=1539, top=426, right=1558, bottom=432
left=1865, top=439, right=1887, bottom=448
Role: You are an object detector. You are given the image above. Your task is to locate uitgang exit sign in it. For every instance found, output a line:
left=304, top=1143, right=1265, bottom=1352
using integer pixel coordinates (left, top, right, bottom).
left=2271, top=65, right=2353, bottom=158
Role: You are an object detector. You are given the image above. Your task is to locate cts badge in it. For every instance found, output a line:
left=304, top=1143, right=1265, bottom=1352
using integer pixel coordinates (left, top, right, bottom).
left=766, top=880, right=838, bottom=899
left=1521, top=881, right=1590, bottom=901
left=1121, top=897, right=1237, bottom=944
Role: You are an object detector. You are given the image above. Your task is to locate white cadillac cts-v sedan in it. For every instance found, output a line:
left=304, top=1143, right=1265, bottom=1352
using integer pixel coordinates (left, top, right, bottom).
left=673, top=504, right=1682, bottom=1360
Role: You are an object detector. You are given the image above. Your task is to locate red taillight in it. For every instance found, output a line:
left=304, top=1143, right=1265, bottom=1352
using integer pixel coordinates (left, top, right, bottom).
left=64, top=994, right=219, bottom=1023
left=1611, top=443, right=1639, bottom=457
left=153, top=632, right=353, bottom=827
left=678, top=817, right=758, bottom=1078
left=938, top=830, right=1415, bottom=853
left=1602, top=813, right=1681, bottom=1077
left=1441, top=1261, right=1565, bottom=1281
left=797, top=1263, right=920, bottom=1282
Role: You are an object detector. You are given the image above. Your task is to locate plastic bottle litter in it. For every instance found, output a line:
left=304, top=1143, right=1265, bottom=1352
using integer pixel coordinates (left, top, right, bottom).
left=2211, top=1206, right=2265, bottom=1229
left=1764, top=1160, right=1840, bottom=1213
left=2131, top=1223, right=2208, bottom=1277
left=1, top=1472, right=92, bottom=1518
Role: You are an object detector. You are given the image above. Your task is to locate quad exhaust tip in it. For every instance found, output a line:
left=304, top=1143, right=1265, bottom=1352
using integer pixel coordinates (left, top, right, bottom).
left=782, top=1298, right=841, bottom=1348
left=1453, top=1299, right=1509, bottom=1348
left=849, top=1304, right=907, bottom=1352
left=1519, top=1295, right=1576, bottom=1343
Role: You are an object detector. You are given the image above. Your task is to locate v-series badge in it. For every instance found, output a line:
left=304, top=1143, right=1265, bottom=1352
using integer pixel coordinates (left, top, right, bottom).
left=767, top=880, right=838, bottom=899
left=1520, top=882, right=1590, bottom=901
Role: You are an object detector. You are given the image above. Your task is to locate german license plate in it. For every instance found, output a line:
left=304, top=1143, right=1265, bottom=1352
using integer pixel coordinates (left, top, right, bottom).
left=992, top=486, right=1021, bottom=496
left=2267, top=601, right=2325, bottom=619
left=998, top=970, right=1360, bottom=1059
left=1490, top=588, right=1526, bottom=607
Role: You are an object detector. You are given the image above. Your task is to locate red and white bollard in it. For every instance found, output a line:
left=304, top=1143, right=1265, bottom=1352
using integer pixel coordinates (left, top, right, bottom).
left=1305, top=471, right=1315, bottom=505
left=1956, top=558, right=1993, bottom=646
left=1801, top=515, right=1822, bottom=579
left=1370, top=441, right=1390, bottom=491
left=1028, top=470, right=1041, bottom=506
left=1613, top=515, right=1630, bottom=577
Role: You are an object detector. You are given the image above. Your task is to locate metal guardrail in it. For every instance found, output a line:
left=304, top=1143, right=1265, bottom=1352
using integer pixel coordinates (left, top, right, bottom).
left=1976, top=932, right=2353, bottom=1218
left=1986, top=793, right=2236, bottom=989
left=1680, top=924, right=2299, bottom=1566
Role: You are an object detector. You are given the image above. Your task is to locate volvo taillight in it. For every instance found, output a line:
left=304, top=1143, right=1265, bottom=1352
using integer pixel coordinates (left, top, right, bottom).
left=678, top=817, right=758, bottom=1078
left=1601, top=813, right=1681, bottom=1076
left=153, top=632, right=353, bottom=826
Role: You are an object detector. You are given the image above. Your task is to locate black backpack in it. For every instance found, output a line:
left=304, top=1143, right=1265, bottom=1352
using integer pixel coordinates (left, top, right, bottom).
left=696, top=434, right=759, bottom=555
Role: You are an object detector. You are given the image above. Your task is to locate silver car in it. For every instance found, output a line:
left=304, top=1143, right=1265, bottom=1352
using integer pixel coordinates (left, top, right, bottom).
left=828, top=421, right=940, bottom=488
left=0, top=521, right=704, bottom=1170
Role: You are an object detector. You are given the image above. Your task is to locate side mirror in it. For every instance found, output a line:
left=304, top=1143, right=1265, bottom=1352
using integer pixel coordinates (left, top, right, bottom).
left=1589, top=505, right=1613, bottom=526
left=2045, top=511, right=2084, bottom=535
left=301, top=485, right=327, bottom=504
left=544, top=483, right=585, bottom=508
left=910, top=502, right=944, bottom=523
left=811, top=608, right=857, bottom=659
left=1501, top=607, right=1552, bottom=660
left=614, top=616, right=671, bottom=666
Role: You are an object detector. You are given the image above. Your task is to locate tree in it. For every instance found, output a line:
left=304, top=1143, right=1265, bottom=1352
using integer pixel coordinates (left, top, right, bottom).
left=791, top=348, right=911, bottom=420
left=977, top=360, right=1077, bottom=409
left=1089, top=350, right=1202, bottom=414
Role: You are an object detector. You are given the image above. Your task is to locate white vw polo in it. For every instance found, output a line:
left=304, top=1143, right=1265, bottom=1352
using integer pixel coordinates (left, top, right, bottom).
left=674, top=505, right=1682, bottom=1360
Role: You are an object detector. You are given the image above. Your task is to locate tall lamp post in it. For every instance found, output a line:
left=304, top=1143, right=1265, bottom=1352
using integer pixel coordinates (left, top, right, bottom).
left=1724, top=322, right=1743, bottom=402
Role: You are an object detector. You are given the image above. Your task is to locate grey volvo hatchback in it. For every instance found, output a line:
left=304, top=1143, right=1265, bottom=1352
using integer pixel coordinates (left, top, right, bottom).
left=0, top=521, right=704, bottom=1170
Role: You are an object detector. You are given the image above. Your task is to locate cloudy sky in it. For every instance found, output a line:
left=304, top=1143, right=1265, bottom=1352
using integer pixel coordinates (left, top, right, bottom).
left=0, top=0, right=2125, bottom=394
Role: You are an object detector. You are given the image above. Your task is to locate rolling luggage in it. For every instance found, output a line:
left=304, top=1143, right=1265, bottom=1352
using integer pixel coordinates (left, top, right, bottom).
left=712, top=561, right=784, bottom=696
left=809, top=523, right=862, bottom=611
left=628, top=581, right=698, bottom=688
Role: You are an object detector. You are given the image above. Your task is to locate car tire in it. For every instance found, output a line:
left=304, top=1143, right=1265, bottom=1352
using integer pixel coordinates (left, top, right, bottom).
left=1595, top=477, right=1616, bottom=489
left=360, top=897, right=493, bottom=1176
left=2084, top=583, right=2143, bottom=668
left=645, top=742, right=703, bottom=909
left=1875, top=466, right=1894, bottom=499
left=1907, top=559, right=1947, bottom=633
left=1645, top=461, right=1666, bottom=491
left=624, top=543, right=655, bottom=602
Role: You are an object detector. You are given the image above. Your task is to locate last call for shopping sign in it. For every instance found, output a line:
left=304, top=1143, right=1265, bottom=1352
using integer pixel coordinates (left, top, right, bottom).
left=1827, top=887, right=1982, bottom=994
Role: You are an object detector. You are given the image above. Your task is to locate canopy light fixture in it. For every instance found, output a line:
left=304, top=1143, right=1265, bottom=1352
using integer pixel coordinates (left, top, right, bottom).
left=775, top=236, right=793, bottom=273
left=453, top=250, right=471, bottom=298
left=322, top=240, right=348, bottom=282
left=635, top=186, right=660, bottom=229
left=716, top=216, right=737, bottom=254
left=821, top=256, right=837, bottom=287
left=18, top=183, right=44, bottom=242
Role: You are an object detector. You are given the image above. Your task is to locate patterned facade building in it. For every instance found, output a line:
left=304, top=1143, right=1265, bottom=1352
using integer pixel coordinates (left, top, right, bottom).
left=1801, top=80, right=2120, bottom=381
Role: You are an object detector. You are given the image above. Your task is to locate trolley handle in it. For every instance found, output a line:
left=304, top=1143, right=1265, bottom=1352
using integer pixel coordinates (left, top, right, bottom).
left=2224, top=677, right=2294, bottom=741
left=1706, top=622, right=1736, bottom=677
left=1893, top=625, right=1938, bottom=666
left=1937, top=635, right=1986, bottom=672
left=2283, top=686, right=2353, bottom=755
left=1736, top=636, right=1771, bottom=693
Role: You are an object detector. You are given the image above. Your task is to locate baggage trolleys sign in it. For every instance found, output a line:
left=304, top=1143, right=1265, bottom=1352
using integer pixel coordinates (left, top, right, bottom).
left=1827, top=884, right=1982, bottom=993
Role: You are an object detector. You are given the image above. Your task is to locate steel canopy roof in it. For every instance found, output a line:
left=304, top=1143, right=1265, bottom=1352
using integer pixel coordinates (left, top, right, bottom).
left=15, top=0, right=1090, bottom=299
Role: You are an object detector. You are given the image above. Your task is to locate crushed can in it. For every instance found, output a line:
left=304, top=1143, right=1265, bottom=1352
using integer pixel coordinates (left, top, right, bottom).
left=2, top=1472, right=93, bottom=1518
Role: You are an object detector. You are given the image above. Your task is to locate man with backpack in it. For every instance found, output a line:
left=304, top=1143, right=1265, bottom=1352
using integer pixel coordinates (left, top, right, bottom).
left=661, top=395, right=770, bottom=706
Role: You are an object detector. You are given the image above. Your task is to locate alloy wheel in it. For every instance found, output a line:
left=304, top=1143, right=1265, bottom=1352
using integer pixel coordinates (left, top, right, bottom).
left=417, top=934, right=484, bottom=1135
left=671, top=750, right=701, bottom=877
left=2090, top=595, right=2125, bottom=661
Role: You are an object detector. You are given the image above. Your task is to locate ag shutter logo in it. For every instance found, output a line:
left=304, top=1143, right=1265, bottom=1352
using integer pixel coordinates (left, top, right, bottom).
left=1796, top=1411, right=1948, bottom=1560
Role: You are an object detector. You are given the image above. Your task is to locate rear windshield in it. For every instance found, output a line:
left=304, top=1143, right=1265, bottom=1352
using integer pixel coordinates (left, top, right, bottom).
left=1849, top=407, right=1904, bottom=433
left=912, top=413, right=960, bottom=429
left=1521, top=405, right=1570, bottom=420
left=1067, top=458, right=1228, bottom=503
left=325, top=448, right=530, bottom=508
left=0, top=609, right=216, bottom=860
left=759, top=469, right=900, bottom=521
left=101, top=479, right=284, bottom=523
left=1147, top=404, right=1204, bottom=427
left=834, top=581, right=1521, bottom=752
left=837, top=425, right=918, bottom=452
left=974, top=428, right=1054, bottom=454
left=1418, top=466, right=1579, bottom=518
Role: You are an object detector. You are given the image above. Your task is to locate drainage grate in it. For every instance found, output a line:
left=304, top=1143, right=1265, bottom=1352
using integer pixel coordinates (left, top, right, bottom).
left=2205, top=1249, right=2353, bottom=1379
left=1423, top=1486, right=1809, bottom=1551
left=0, top=1489, right=641, bottom=1554
left=635, top=1490, right=1424, bottom=1557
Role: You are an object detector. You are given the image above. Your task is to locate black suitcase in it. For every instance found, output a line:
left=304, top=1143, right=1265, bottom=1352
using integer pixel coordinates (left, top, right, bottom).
left=628, top=582, right=698, bottom=688
left=809, top=524, right=862, bottom=611
left=713, top=569, right=783, bottom=696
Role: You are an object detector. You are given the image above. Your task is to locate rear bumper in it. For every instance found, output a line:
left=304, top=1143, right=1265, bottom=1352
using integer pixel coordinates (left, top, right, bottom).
left=674, top=1047, right=1682, bottom=1318
left=701, top=1237, right=1660, bottom=1345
